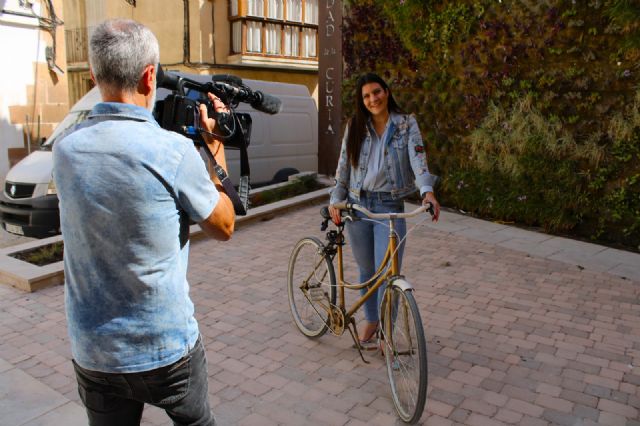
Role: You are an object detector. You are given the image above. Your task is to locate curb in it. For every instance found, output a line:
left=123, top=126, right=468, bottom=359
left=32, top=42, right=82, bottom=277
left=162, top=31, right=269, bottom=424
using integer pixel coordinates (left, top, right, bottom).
left=0, top=235, right=64, bottom=292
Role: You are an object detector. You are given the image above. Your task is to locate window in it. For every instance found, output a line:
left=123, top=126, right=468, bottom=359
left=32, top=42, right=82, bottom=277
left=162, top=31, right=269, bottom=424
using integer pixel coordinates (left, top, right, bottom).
left=265, top=23, right=281, bottom=54
left=286, top=0, right=301, bottom=22
left=246, top=20, right=262, bottom=52
left=247, top=0, right=264, bottom=17
left=267, top=0, right=283, bottom=20
left=229, top=0, right=318, bottom=60
left=284, top=25, right=299, bottom=56
left=301, top=27, right=316, bottom=57
left=304, top=0, right=317, bottom=24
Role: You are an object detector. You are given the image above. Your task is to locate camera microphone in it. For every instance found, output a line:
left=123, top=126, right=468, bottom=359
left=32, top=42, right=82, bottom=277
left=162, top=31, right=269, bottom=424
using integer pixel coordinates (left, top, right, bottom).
left=209, top=82, right=281, bottom=115
left=157, top=65, right=282, bottom=115
left=250, top=91, right=282, bottom=115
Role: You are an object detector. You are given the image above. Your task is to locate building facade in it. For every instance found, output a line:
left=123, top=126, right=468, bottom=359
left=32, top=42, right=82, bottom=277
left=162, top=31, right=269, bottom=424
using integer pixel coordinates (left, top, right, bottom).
left=64, top=0, right=319, bottom=105
left=0, top=0, right=69, bottom=182
left=0, top=0, right=319, bottom=181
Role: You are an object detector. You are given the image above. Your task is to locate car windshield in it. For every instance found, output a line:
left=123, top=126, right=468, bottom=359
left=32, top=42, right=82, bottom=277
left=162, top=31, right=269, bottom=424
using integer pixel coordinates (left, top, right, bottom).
left=40, top=110, right=91, bottom=150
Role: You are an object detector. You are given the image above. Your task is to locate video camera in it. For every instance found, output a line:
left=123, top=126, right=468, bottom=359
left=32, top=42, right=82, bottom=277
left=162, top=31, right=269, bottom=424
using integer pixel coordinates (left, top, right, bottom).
left=153, top=65, right=283, bottom=215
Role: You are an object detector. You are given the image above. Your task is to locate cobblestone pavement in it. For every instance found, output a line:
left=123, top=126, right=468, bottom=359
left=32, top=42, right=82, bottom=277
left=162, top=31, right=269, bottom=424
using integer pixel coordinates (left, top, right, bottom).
left=0, top=200, right=638, bottom=425
left=0, top=227, right=36, bottom=249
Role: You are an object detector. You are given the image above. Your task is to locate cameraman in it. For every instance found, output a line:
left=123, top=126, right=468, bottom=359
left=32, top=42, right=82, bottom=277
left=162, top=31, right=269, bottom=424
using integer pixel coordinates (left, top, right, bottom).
left=52, top=19, right=233, bottom=426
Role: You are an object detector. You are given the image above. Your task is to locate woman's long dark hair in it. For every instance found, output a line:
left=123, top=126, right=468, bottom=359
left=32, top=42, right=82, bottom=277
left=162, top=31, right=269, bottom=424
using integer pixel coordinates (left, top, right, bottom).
left=347, top=73, right=403, bottom=167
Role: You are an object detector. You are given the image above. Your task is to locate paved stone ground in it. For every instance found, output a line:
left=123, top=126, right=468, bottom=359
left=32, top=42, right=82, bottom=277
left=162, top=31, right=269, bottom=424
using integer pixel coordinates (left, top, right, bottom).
left=0, top=227, right=35, bottom=249
left=0, top=200, right=639, bottom=425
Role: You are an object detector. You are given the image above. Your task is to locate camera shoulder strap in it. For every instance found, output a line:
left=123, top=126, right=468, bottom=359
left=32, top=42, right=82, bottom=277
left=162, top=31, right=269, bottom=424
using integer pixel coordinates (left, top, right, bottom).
left=237, top=120, right=251, bottom=215
left=210, top=157, right=247, bottom=216
left=195, top=120, right=250, bottom=216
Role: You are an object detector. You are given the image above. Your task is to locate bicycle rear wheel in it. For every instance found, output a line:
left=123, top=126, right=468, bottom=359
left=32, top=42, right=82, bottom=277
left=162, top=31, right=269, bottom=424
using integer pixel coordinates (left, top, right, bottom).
left=287, top=237, right=336, bottom=338
left=381, top=285, right=428, bottom=424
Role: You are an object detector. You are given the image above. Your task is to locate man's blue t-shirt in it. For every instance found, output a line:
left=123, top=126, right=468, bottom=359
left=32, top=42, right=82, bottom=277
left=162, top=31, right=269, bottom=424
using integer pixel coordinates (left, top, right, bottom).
left=53, top=102, right=219, bottom=373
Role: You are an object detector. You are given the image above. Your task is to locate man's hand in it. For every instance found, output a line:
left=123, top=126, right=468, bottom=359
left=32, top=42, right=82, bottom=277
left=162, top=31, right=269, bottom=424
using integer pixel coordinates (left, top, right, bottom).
left=199, top=93, right=230, bottom=182
left=198, top=93, right=236, bottom=240
left=199, top=93, right=229, bottom=155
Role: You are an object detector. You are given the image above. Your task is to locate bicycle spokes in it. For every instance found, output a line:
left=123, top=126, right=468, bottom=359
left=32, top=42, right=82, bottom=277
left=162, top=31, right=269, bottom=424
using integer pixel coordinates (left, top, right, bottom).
left=288, top=202, right=432, bottom=424
left=382, top=286, right=428, bottom=424
left=288, top=237, right=337, bottom=338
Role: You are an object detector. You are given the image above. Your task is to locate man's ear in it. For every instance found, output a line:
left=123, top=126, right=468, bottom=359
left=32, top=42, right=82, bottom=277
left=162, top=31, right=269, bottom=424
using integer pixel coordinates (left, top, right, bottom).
left=89, top=68, right=96, bottom=84
left=139, top=64, right=155, bottom=96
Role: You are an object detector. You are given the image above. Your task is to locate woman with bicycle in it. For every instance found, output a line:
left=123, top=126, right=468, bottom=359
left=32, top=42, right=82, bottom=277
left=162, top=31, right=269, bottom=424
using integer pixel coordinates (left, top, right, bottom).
left=328, top=72, right=440, bottom=349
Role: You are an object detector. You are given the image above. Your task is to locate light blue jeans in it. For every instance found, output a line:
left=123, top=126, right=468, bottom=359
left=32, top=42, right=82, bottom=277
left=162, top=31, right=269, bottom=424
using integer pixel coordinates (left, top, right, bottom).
left=346, top=192, right=407, bottom=323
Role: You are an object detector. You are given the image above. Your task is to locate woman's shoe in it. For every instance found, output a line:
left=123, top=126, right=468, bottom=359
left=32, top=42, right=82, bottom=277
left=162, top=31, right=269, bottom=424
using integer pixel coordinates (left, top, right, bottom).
left=357, top=321, right=379, bottom=351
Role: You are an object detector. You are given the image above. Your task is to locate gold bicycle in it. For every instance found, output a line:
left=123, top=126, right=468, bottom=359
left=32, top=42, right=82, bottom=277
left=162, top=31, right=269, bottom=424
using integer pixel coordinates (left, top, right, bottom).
left=286, top=201, right=433, bottom=424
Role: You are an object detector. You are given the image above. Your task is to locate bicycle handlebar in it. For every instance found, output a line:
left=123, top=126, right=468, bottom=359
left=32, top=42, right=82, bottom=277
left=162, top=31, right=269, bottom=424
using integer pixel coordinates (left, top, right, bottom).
left=332, top=201, right=435, bottom=220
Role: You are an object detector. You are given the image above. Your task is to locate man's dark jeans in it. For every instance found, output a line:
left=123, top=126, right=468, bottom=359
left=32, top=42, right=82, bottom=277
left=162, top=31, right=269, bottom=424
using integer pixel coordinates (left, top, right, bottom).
left=72, top=336, right=215, bottom=426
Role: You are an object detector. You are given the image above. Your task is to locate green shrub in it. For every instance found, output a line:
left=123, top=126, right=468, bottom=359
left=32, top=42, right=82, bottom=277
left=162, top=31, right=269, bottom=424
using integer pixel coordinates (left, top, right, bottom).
left=589, top=91, right=640, bottom=248
left=343, top=0, right=640, bottom=251
left=11, top=241, right=63, bottom=266
left=249, top=176, right=326, bottom=207
left=445, top=96, right=599, bottom=232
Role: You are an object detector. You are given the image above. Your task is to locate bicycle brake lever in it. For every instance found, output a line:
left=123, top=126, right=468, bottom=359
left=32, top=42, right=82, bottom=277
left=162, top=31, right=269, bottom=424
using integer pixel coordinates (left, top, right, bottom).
left=423, top=202, right=435, bottom=218
left=343, top=213, right=356, bottom=222
left=321, top=219, right=329, bottom=231
left=426, top=205, right=435, bottom=217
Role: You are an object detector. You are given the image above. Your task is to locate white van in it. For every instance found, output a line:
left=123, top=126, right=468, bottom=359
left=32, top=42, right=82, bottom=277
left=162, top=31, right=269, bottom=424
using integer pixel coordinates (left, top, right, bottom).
left=0, top=74, right=318, bottom=237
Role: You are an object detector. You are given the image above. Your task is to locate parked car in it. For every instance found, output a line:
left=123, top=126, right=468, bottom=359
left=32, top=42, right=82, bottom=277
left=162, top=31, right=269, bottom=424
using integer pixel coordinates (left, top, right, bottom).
left=0, top=73, right=318, bottom=237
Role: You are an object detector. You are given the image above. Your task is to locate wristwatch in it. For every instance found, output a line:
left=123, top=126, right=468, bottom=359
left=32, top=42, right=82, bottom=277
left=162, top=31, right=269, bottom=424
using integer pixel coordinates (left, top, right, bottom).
left=213, top=164, right=229, bottom=183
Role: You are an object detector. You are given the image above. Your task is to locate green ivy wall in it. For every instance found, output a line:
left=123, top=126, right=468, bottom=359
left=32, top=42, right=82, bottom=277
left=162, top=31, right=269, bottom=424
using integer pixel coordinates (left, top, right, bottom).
left=343, top=0, right=640, bottom=251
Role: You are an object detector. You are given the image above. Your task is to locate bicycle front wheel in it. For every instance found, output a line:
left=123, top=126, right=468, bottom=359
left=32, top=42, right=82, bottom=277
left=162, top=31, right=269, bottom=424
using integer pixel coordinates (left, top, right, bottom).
left=287, top=237, right=337, bottom=338
left=381, top=285, right=428, bottom=424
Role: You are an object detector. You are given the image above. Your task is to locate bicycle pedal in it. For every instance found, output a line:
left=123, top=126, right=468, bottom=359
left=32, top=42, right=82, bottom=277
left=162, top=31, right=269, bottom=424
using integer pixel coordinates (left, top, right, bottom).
left=352, top=340, right=379, bottom=351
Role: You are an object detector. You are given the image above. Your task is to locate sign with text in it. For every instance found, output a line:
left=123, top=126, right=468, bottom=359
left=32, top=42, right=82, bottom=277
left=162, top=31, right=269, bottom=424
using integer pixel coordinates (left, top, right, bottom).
left=318, top=0, right=342, bottom=175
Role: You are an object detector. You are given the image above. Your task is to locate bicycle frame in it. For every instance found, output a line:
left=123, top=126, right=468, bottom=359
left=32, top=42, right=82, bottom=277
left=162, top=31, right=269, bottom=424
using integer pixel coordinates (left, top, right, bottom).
left=306, top=202, right=432, bottom=343
left=288, top=201, right=433, bottom=423
left=334, top=215, right=401, bottom=321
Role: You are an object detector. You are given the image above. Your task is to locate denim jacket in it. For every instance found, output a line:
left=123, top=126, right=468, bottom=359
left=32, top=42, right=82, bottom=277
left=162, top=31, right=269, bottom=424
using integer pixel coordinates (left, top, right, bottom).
left=330, top=113, right=438, bottom=204
left=54, top=102, right=217, bottom=373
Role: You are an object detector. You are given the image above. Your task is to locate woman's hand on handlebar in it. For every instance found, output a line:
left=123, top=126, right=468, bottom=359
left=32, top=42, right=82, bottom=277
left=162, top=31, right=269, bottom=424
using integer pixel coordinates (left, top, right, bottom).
left=328, top=205, right=342, bottom=225
left=422, top=192, right=440, bottom=222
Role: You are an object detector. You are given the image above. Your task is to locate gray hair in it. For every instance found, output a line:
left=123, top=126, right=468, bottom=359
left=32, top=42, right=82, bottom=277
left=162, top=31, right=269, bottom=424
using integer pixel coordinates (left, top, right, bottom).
left=89, top=19, right=159, bottom=95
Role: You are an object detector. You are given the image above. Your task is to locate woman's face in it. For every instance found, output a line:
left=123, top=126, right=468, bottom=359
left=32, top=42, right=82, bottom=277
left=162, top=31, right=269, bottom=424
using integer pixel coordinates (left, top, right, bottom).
left=361, top=82, right=389, bottom=118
